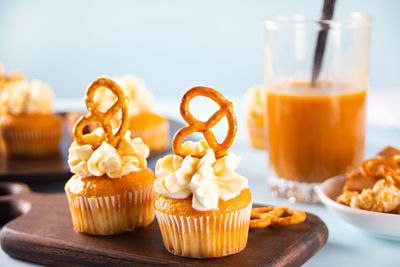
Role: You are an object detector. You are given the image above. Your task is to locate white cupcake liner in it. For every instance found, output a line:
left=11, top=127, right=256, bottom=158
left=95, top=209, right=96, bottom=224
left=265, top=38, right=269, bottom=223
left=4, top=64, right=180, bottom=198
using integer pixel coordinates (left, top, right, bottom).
left=66, top=184, right=155, bottom=235
left=247, top=123, right=267, bottom=149
left=1, top=127, right=63, bottom=156
left=155, top=202, right=252, bottom=258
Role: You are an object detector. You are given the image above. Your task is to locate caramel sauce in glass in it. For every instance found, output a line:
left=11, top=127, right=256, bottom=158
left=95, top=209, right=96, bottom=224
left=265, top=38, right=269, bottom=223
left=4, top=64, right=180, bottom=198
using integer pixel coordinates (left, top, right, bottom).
left=267, top=82, right=366, bottom=183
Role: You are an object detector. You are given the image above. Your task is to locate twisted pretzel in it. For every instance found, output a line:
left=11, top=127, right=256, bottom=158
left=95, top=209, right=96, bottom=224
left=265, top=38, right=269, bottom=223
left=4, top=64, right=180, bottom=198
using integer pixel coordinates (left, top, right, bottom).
left=249, top=207, right=284, bottom=228
left=360, top=155, right=400, bottom=190
left=73, top=78, right=129, bottom=149
left=172, top=86, right=237, bottom=159
left=250, top=206, right=306, bottom=228
left=385, top=154, right=400, bottom=175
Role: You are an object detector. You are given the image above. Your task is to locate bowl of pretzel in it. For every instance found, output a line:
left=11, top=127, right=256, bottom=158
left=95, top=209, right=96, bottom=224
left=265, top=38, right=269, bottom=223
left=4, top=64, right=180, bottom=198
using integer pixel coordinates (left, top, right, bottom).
left=318, top=146, right=400, bottom=240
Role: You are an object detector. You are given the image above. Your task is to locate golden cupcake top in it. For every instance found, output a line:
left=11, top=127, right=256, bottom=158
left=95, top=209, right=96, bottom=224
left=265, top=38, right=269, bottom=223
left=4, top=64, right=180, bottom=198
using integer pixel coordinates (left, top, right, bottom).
left=94, top=75, right=155, bottom=116
left=66, top=168, right=156, bottom=197
left=0, top=79, right=54, bottom=115
left=154, top=187, right=252, bottom=216
left=337, top=146, right=400, bottom=214
left=129, top=112, right=167, bottom=129
left=69, top=78, right=149, bottom=179
left=244, top=85, right=266, bottom=117
left=154, top=86, right=248, bottom=211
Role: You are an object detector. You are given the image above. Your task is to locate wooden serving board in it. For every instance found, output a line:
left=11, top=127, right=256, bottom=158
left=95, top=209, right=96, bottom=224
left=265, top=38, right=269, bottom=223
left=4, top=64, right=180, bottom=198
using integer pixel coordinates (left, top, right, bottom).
left=0, top=116, right=183, bottom=182
left=0, top=182, right=328, bottom=266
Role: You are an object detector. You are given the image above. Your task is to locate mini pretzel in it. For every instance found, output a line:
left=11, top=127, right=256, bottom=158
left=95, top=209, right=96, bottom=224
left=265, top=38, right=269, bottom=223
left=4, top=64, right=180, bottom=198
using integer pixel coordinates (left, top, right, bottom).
left=360, top=158, right=386, bottom=184
left=250, top=206, right=306, bottom=228
left=360, top=157, right=400, bottom=190
left=270, top=207, right=307, bottom=226
left=73, top=78, right=129, bottom=149
left=249, top=207, right=284, bottom=228
left=385, top=154, right=400, bottom=175
left=172, top=86, right=237, bottom=159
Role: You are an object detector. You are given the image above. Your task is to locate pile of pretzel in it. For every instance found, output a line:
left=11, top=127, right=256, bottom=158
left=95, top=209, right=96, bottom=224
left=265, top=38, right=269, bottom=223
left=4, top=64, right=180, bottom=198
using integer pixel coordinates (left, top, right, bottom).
left=360, top=153, right=400, bottom=190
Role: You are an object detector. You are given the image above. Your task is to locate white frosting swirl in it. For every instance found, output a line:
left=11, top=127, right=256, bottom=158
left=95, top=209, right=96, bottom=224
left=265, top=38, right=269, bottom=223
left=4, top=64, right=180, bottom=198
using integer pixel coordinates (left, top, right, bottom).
left=68, top=128, right=149, bottom=178
left=94, top=75, right=155, bottom=116
left=0, top=79, right=54, bottom=115
left=244, top=85, right=266, bottom=116
left=154, top=141, right=248, bottom=211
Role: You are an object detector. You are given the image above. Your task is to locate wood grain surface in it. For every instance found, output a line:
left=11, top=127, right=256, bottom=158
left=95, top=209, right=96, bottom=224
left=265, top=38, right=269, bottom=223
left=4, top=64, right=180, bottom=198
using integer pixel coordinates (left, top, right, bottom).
left=0, top=182, right=328, bottom=266
left=0, top=116, right=181, bottom=182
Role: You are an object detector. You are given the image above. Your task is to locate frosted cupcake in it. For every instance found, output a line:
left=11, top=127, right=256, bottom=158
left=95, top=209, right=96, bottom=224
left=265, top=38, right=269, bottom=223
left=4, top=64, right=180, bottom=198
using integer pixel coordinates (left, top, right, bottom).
left=0, top=79, right=63, bottom=156
left=65, top=78, right=156, bottom=235
left=94, top=75, right=169, bottom=154
left=0, top=63, right=25, bottom=91
left=154, top=86, right=251, bottom=258
left=244, top=85, right=267, bottom=149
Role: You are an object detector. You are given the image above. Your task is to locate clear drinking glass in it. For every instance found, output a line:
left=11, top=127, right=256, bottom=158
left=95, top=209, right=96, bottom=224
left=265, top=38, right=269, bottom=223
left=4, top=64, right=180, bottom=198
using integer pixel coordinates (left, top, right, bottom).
left=264, top=13, right=372, bottom=203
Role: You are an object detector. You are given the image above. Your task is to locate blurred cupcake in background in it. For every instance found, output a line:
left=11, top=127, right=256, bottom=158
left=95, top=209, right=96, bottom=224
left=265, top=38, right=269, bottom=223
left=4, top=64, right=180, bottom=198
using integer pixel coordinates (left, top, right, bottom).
left=244, top=85, right=267, bottom=149
left=94, top=75, right=169, bottom=155
left=0, top=79, right=64, bottom=156
left=0, top=63, right=25, bottom=91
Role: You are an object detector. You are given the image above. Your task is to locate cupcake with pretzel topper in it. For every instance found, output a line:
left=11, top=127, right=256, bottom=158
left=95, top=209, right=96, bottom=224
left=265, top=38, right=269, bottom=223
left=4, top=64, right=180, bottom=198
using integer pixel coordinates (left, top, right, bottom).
left=153, top=86, right=251, bottom=258
left=65, top=78, right=156, bottom=236
left=154, top=86, right=307, bottom=258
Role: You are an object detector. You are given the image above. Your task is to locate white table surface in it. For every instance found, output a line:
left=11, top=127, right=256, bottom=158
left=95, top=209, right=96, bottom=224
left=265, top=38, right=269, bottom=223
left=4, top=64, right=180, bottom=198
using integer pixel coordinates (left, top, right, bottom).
left=1, top=90, right=400, bottom=267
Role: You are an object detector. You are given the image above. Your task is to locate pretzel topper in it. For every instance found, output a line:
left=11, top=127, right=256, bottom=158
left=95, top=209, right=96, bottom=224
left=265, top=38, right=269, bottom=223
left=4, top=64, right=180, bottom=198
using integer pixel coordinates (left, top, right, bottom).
left=172, top=86, right=237, bottom=159
left=73, top=78, right=129, bottom=150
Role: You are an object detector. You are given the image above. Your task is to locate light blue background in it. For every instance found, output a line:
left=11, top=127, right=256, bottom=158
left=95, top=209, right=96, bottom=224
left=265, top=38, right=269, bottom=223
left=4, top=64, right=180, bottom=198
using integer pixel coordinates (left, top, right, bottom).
left=0, top=0, right=399, bottom=99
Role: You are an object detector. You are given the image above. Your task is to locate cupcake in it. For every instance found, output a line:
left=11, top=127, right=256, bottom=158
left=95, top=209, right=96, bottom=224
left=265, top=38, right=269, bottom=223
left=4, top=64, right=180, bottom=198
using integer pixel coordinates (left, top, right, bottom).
left=0, top=79, right=63, bottom=156
left=154, top=87, right=251, bottom=258
left=0, top=63, right=25, bottom=91
left=65, top=77, right=156, bottom=235
left=244, top=85, right=267, bottom=149
left=94, top=75, right=169, bottom=154
left=129, top=112, right=169, bottom=155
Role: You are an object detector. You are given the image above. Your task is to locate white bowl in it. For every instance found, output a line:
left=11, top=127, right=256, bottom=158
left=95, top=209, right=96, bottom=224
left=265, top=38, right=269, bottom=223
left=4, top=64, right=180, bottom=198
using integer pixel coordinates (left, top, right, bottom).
left=318, top=175, right=400, bottom=241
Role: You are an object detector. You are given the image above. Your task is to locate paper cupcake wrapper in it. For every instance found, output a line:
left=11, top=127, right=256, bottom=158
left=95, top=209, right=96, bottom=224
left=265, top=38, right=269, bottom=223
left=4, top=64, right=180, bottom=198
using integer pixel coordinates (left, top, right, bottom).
left=131, top=120, right=169, bottom=154
left=247, top=120, right=267, bottom=150
left=1, top=127, right=63, bottom=156
left=155, top=202, right=252, bottom=258
left=66, top=184, right=155, bottom=235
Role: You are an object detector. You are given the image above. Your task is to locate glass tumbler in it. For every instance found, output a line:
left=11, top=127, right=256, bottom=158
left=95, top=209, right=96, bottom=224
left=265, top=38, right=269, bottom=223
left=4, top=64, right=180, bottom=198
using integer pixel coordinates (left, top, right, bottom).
left=264, top=13, right=372, bottom=203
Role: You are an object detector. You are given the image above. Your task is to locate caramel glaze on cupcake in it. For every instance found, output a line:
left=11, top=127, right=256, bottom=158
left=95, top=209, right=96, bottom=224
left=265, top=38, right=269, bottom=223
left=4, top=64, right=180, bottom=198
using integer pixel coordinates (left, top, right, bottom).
left=155, top=187, right=251, bottom=216
left=0, top=79, right=63, bottom=156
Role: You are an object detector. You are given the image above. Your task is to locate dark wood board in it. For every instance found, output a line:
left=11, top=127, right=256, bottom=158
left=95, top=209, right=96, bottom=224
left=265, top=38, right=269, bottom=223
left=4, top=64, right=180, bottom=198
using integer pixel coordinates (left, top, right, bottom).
left=0, top=182, right=328, bottom=267
left=0, top=114, right=183, bottom=183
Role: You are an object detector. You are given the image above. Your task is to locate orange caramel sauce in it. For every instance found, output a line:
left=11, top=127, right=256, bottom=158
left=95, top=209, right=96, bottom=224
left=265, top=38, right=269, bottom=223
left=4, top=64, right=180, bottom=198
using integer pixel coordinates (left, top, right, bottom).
left=267, top=82, right=366, bottom=183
